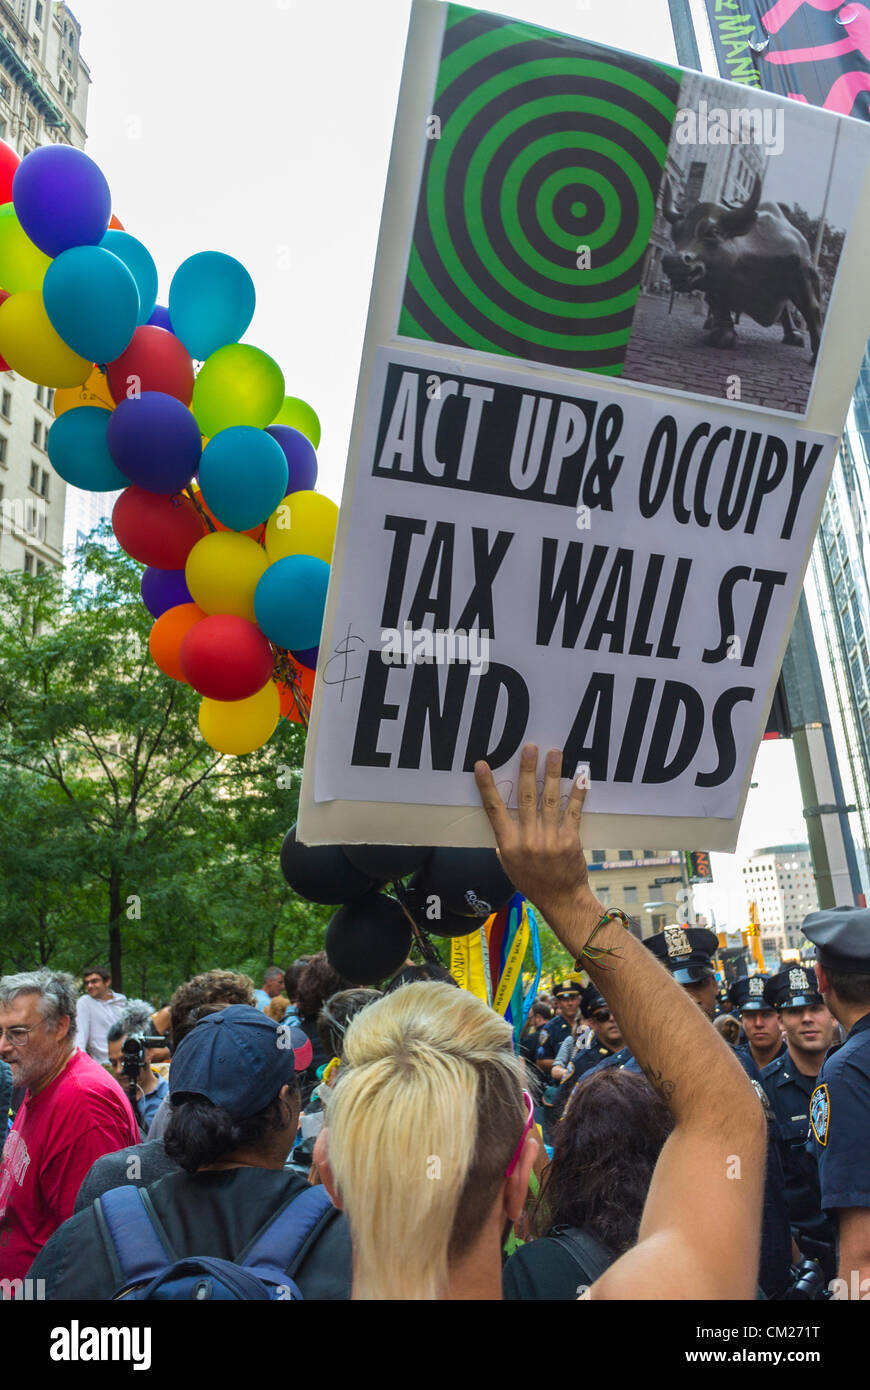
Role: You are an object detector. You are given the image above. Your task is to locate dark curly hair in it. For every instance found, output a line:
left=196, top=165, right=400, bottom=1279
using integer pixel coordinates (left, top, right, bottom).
left=295, top=953, right=352, bottom=1024
left=533, top=1069, right=674, bottom=1255
left=164, top=1089, right=297, bottom=1173
left=168, top=971, right=255, bottom=1050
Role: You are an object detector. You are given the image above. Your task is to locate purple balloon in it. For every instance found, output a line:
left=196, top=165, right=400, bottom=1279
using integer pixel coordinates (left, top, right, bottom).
left=12, top=146, right=111, bottom=258
left=266, top=425, right=318, bottom=495
left=107, top=392, right=202, bottom=494
left=148, top=304, right=175, bottom=334
left=291, top=646, right=319, bottom=669
left=141, top=566, right=193, bottom=619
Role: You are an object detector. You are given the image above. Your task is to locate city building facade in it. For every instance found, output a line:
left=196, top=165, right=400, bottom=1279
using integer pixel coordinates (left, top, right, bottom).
left=742, top=843, right=819, bottom=963
left=0, top=0, right=90, bottom=577
left=586, top=849, right=688, bottom=939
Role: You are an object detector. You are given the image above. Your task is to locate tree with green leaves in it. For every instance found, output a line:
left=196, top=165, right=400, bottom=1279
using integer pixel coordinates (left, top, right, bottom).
left=0, top=530, right=332, bottom=1002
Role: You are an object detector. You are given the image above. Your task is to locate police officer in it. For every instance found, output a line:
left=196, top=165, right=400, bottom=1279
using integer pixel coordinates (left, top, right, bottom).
left=759, top=966, right=838, bottom=1280
left=728, top=974, right=786, bottom=1075
left=802, top=907, right=870, bottom=1296
left=535, top=979, right=581, bottom=1078
left=551, top=984, right=625, bottom=1117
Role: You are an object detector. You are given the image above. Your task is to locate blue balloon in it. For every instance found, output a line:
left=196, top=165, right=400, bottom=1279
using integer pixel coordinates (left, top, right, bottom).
left=100, top=231, right=158, bottom=325
left=266, top=425, right=318, bottom=495
left=168, top=252, right=255, bottom=361
left=148, top=304, right=174, bottom=334
left=141, top=566, right=193, bottom=619
left=43, top=245, right=139, bottom=364
left=255, top=555, right=330, bottom=652
left=199, top=427, right=288, bottom=532
left=107, top=391, right=202, bottom=494
left=12, top=145, right=111, bottom=258
left=47, top=406, right=128, bottom=492
left=292, top=645, right=319, bottom=669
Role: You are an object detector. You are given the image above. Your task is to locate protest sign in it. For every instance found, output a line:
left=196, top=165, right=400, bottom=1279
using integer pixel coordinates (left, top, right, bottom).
left=299, top=0, right=870, bottom=851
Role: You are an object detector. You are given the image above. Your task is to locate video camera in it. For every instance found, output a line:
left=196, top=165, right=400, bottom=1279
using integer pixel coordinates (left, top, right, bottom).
left=121, top=1033, right=165, bottom=1084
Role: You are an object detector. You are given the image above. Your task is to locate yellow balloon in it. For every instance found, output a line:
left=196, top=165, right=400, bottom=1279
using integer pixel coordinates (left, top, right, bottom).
left=0, top=291, right=91, bottom=387
left=0, top=204, right=52, bottom=292
left=54, top=367, right=114, bottom=417
left=185, top=530, right=269, bottom=622
left=198, top=680, right=280, bottom=755
left=264, top=490, right=338, bottom=565
left=272, top=395, right=321, bottom=449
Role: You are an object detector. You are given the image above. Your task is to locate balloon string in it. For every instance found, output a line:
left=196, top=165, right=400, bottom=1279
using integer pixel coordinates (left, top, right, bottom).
left=392, top=879, right=443, bottom=965
left=183, top=486, right=216, bottom=534
left=272, top=648, right=311, bottom=729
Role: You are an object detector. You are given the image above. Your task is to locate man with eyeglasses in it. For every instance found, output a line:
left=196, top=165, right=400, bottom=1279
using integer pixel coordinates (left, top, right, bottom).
left=0, top=970, right=139, bottom=1284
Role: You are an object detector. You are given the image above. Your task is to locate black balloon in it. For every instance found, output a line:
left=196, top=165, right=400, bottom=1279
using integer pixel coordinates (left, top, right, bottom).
left=280, top=824, right=376, bottom=905
left=342, top=844, right=431, bottom=884
left=402, top=885, right=483, bottom=938
left=409, top=847, right=515, bottom=921
left=325, top=892, right=413, bottom=985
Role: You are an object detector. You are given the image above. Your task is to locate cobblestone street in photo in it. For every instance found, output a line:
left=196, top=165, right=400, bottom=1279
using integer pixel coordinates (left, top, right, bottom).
left=624, top=293, right=818, bottom=414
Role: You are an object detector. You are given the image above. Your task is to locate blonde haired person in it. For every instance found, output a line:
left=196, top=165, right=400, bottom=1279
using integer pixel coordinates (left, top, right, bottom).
left=315, top=744, right=766, bottom=1301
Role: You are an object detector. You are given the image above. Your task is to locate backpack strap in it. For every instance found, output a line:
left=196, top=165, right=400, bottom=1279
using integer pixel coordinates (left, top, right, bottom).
left=548, top=1225, right=614, bottom=1286
left=98, top=1186, right=176, bottom=1292
left=239, top=1184, right=335, bottom=1284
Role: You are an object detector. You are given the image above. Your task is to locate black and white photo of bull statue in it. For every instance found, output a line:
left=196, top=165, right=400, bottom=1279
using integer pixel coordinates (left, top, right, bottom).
left=659, top=174, right=822, bottom=363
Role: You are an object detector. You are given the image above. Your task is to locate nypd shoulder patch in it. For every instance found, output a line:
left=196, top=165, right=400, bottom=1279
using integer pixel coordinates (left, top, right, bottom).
left=810, top=1083, right=830, bottom=1147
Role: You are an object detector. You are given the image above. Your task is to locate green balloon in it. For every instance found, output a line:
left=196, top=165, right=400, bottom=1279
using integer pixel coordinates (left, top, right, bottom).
left=192, top=343, right=285, bottom=436
left=0, top=202, right=52, bottom=293
left=272, top=394, right=321, bottom=449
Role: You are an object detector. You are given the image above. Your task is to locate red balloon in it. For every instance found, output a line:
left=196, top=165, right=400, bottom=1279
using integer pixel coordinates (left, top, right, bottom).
left=106, top=325, right=195, bottom=406
left=112, top=485, right=204, bottom=568
left=179, top=614, right=274, bottom=700
left=0, top=143, right=21, bottom=205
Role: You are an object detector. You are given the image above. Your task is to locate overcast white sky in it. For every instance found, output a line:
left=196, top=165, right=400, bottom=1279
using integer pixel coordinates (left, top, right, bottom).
left=68, top=0, right=812, bottom=925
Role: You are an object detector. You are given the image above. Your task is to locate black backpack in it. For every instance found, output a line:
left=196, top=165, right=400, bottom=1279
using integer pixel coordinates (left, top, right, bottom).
left=98, top=1182, right=334, bottom=1300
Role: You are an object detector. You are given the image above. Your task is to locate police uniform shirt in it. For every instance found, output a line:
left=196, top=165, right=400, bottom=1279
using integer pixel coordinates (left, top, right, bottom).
left=761, top=1054, right=835, bottom=1259
left=736, top=1037, right=786, bottom=1073
left=536, top=1015, right=572, bottom=1064
left=809, top=1011, right=870, bottom=1214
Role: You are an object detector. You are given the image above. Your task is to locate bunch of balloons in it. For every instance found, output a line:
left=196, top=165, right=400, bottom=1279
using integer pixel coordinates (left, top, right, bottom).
left=0, top=139, right=337, bottom=755
left=279, top=827, right=516, bottom=984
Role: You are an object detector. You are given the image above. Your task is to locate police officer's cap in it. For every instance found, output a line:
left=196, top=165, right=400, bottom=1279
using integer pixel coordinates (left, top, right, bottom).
left=763, top=966, right=823, bottom=1010
left=553, top=978, right=582, bottom=999
left=801, top=906, right=870, bottom=975
left=644, top=926, right=718, bottom=984
left=580, top=983, right=607, bottom=1018
left=728, top=974, right=772, bottom=1012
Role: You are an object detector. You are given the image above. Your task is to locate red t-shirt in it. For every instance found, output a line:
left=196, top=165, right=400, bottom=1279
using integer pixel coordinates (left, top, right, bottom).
left=0, top=1048, right=140, bottom=1280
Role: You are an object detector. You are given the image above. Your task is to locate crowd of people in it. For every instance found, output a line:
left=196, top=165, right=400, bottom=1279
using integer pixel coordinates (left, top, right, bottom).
left=1, top=746, right=868, bottom=1301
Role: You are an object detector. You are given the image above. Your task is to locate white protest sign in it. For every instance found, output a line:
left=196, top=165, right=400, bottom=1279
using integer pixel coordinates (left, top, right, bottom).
left=299, top=0, right=870, bottom=851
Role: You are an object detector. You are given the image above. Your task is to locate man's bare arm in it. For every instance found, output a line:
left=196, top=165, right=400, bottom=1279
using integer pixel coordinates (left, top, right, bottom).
left=475, top=745, right=765, bottom=1301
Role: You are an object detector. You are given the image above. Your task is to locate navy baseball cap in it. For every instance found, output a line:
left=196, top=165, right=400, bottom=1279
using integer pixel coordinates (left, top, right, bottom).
left=580, top=984, right=607, bottom=1018
left=763, top=966, right=823, bottom=1010
left=169, top=1004, right=313, bottom=1121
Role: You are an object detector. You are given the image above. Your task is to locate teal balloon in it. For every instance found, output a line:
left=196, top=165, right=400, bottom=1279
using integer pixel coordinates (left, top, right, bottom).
left=100, top=230, right=158, bottom=325
left=43, top=245, right=139, bottom=364
left=168, top=251, right=255, bottom=361
left=47, top=405, right=129, bottom=491
left=254, top=555, right=330, bottom=651
left=199, top=427, right=288, bottom=531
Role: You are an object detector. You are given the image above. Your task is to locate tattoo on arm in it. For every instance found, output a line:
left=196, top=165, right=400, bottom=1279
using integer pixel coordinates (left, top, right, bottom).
left=642, top=1066, right=675, bottom=1103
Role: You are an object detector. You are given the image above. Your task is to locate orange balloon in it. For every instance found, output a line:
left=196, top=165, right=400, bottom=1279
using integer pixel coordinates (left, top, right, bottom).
left=53, top=365, right=114, bottom=417
left=276, top=664, right=315, bottom=723
left=109, top=213, right=125, bottom=230
left=190, top=482, right=264, bottom=542
left=149, top=603, right=206, bottom=682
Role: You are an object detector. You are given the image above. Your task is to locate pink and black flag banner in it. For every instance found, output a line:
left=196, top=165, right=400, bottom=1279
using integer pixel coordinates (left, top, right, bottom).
left=704, top=0, right=870, bottom=118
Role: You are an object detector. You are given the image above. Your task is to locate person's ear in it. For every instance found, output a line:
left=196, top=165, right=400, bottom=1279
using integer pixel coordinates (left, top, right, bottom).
left=313, top=1127, right=343, bottom=1210
left=503, top=1132, right=540, bottom=1224
left=815, top=962, right=830, bottom=995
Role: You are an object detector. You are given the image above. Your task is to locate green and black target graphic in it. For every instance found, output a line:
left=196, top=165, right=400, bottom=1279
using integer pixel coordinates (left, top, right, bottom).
left=399, top=5, right=682, bottom=375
